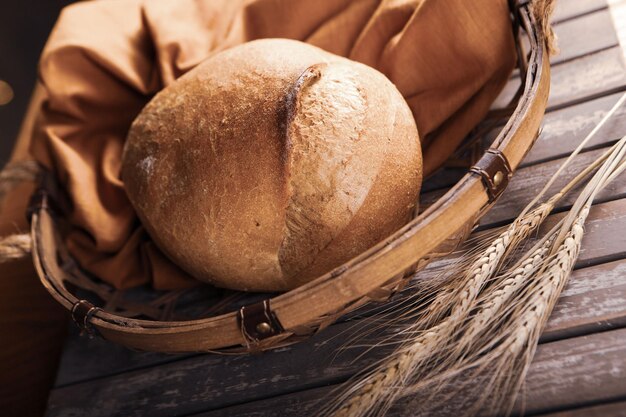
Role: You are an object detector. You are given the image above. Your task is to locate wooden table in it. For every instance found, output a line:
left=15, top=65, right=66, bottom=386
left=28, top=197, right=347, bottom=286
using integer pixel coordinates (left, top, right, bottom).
left=45, top=1, right=626, bottom=416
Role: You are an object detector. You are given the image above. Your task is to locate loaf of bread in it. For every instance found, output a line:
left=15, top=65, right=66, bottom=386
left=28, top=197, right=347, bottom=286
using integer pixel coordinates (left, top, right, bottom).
left=122, top=39, right=422, bottom=292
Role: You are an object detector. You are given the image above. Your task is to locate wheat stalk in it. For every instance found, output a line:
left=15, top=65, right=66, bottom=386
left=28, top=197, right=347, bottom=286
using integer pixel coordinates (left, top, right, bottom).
left=410, top=89, right=626, bottom=333
left=439, top=136, right=621, bottom=362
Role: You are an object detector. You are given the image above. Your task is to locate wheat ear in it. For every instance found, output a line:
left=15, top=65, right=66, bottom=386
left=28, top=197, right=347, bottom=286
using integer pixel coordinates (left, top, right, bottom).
left=450, top=234, right=556, bottom=360
left=474, top=207, right=588, bottom=416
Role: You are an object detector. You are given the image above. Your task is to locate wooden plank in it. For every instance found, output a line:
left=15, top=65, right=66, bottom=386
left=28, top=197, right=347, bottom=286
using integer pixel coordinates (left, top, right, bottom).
left=543, top=260, right=626, bottom=341
left=517, top=328, right=626, bottom=415
left=343, top=218, right=626, bottom=344
left=522, top=91, right=626, bottom=166
left=362, top=216, right=626, bottom=345
left=610, top=0, right=626, bottom=65
left=492, top=9, right=625, bottom=114
left=553, top=0, right=608, bottom=24
left=53, top=330, right=192, bottom=388
left=520, top=5, right=615, bottom=67
left=483, top=90, right=626, bottom=174
left=507, top=6, right=622, bottom=109
left=493, top=47, right=626, bottom=112
left=547, top=47, right=626, bottom=111
left=190, top=328, right=626, bottom=417
left=543, top=9, right=618, bottom=65
left=45, top=198, right=626, bottom=417
left=538, top=400, right=626, bottom=417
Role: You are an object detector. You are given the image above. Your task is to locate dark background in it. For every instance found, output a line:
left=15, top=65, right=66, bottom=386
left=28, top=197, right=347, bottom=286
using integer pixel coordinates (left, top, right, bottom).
left=0, top=0, right=75, bottom=166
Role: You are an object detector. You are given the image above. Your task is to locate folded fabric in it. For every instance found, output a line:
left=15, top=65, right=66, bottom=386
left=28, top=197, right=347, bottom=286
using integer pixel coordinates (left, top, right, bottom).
left=28, top=0, right=516, bottom=289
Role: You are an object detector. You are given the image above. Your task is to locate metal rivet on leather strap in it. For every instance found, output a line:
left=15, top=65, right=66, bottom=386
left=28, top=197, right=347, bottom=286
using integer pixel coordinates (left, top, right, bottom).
left=256, top=322, right=272, bottom=334
left=469, top=149, right=512, bottom=203
left=238, top=299, right=284, bottom=343
left=493, top=171, right=504, bottom=186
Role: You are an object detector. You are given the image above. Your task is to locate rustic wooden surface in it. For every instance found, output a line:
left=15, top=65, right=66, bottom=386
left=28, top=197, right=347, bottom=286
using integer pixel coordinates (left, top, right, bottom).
left=45, top=1, right=626, bottom=416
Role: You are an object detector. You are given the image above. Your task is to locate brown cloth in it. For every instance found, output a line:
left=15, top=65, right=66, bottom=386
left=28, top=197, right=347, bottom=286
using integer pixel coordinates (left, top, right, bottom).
left=27, top=0, right=516, bottom=290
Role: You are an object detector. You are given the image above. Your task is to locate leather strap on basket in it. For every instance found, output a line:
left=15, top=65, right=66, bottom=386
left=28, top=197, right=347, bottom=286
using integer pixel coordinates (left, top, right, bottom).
left=469, top=149, right=512, bottom=202
left=71, top=299, right=100, bottom=335
left=238, top=300, right=284, bottom=343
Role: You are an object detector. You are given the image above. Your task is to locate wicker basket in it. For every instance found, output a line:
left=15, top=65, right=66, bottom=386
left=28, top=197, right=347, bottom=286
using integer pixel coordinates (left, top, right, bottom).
left=28, top=1, right=550, bottom=353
